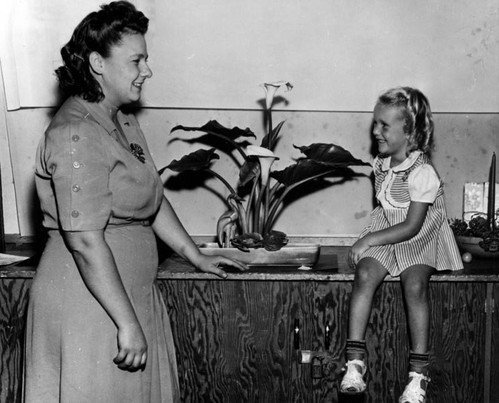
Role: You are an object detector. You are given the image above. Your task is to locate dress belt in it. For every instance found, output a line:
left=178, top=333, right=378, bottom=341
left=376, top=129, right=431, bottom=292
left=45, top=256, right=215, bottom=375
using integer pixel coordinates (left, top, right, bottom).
left=108, top=220, right=151, bottom=227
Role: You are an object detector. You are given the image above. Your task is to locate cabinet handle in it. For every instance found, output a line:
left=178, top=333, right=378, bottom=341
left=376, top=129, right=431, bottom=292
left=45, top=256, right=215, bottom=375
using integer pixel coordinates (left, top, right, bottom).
left=294, top=319, right=300, bottom=350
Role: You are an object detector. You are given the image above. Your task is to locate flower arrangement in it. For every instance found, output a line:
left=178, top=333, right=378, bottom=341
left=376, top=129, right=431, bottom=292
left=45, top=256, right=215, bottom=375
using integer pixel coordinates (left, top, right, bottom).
left=160, top=82, right=369, bottom=251
left=450, top=215, right=499, bottom=253
left=450, top=152, right=498, bottom=255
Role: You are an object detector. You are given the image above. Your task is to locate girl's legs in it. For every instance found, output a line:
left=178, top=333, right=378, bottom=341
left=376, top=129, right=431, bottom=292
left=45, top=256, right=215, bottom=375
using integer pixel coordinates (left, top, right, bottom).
left=340, top=258, right=388, bottom=394
left=348, top=257, right=389, bottom=342
left=399, top=264, right=435, bottom=355
left=399, top=264, right=434, bottom=403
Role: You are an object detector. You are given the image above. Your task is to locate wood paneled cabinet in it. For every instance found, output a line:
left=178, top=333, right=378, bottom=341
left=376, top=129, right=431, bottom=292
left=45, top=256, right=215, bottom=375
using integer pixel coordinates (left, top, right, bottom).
left=1, top=273, right=497, bottom=402
left=159, top=279, right=492, bottom=402
left=0, top=278, right=31, bottom=403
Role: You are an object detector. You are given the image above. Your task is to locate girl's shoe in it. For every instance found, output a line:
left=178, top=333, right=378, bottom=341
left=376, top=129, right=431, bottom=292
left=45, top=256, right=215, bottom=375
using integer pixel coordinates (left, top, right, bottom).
left=339, top=359, right=367, bottom=394
left=399, top=371, right=430, bottom=403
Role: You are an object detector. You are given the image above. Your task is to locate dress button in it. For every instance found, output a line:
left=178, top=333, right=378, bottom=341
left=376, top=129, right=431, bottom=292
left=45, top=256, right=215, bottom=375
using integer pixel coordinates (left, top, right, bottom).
left=72, top=161, right=81, bottom=169
left=72, top=184, right=80, bottom=192
left=71, top=210, right=80, bottom=218
left=72, top=135, right=80, bottom=142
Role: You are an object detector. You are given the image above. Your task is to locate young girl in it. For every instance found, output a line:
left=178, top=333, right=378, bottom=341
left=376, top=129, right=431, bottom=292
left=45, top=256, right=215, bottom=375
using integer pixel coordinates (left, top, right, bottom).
left=339, top=87, right=463, bottom=402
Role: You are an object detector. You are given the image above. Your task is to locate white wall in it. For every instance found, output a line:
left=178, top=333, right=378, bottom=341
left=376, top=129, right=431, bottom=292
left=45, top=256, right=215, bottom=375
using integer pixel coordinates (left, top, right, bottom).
left=0, top=64, right=20, bottom=234
left=4, top=104, right=497, bottom=237
left=3, top=0, right=499, bottom=111
left=1, top=0, right=498, bottom=238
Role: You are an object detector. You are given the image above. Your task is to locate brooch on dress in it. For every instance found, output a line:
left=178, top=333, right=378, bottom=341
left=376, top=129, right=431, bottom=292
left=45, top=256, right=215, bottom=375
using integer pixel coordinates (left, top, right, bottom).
left=401, top=171, right=410, bottom=182
left=130, top=143, right=145, bottom=163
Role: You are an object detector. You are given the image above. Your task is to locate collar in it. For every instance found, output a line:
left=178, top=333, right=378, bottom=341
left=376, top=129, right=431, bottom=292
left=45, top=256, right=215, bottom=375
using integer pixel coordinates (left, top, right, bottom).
left=381, top=151, right=422, bottom=172
left=74, top=97, right=131, bottom=134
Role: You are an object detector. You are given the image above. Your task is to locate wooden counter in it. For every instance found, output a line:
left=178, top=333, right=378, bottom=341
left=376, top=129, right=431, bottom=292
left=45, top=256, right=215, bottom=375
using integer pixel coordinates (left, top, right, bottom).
left=1, top=246, right=498, bottom=402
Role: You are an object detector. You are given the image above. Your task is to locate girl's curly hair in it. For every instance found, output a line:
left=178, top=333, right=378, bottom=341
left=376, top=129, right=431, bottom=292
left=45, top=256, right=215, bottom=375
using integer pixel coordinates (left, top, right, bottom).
left=377, top=87, right=434, bottom=155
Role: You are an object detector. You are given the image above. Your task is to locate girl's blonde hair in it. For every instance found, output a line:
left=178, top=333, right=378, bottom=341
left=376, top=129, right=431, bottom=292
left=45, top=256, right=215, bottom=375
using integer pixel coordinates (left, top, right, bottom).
left=377, top=87, right=434, bottom=154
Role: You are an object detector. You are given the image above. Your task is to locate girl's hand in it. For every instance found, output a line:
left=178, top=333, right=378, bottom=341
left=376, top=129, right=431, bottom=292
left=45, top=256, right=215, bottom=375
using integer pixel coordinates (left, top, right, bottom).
left=113, top=323, right=148, bottom=371
left=349, top=237, right=371, bottom=267
left=195, top=254, right=249, bottom=278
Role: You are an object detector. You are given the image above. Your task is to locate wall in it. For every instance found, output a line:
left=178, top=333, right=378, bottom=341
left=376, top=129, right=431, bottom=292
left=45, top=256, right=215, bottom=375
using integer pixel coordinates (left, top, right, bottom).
left=0, top=0, right=498, bottom=238
left=3, top=104, right=498, bottom=237
left=0, top=69, right=19, bottom=235
left=4, top=0, right=499, bottom=112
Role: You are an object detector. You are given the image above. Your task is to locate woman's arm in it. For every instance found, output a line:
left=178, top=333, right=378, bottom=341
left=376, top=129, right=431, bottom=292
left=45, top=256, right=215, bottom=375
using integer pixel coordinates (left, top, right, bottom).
left=349, top=201, right=430, bottom=266
left=63, top=230, right=147, bottom=370
left=152, top=196, right=248, bottom=278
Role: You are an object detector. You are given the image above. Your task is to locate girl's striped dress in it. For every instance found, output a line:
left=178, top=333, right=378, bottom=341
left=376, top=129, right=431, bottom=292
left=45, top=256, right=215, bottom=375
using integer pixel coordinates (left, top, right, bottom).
left=359, top=151, right=463, bottom=276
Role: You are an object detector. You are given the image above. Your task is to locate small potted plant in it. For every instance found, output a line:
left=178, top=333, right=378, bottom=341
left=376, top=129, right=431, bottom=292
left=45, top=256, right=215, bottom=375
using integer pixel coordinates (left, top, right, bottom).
left=160, top=82, right=369, bottom=265
left=450, top=215, right=499, bottom=259
left=450, top=153, right=498, bottom=260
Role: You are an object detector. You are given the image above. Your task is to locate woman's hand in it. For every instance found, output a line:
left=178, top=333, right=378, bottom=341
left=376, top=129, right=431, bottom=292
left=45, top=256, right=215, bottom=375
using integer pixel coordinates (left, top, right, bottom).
left=152, top=197, right=249, bottom=278
left=114, top=322, right=148, bottom=371
left=194, top=254, right=249, bottom=279
left=64, top=230, right=148, bottom=370
left=349, top=236, right=371, bottom=267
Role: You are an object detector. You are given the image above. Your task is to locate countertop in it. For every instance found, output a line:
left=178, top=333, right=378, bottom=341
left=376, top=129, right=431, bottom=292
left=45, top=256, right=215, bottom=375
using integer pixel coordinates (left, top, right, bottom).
left=2, top=245, right=498, bottom=282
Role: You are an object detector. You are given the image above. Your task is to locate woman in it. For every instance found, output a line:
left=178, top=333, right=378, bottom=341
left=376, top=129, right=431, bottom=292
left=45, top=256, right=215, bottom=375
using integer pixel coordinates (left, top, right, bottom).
left=24, top=2, right=247, bottom=402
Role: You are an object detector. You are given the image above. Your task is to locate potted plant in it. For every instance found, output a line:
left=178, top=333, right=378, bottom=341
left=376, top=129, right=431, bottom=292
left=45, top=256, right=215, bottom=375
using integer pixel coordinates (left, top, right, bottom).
left=450, top=152, right=498, bottom=260
left=450, top=215, right=499, bottom=259
left=159, top=82, right=369, bottom=265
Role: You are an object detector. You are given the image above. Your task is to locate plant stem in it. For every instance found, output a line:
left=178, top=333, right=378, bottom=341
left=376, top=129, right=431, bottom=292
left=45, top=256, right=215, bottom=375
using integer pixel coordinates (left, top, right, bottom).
left=233, top=199, right=248, bottom=233
left=268, top=182, right=281, bottom=202
left=246, top=177, right=259, bottom=233
left=261, top=107, right=273, bottom=232
left=263, top=182, right=270, bottom=233
left=267, top=111, right=273, bottom=149
left=265, top=170, right=336, bottom=232
left=254, top=182, right=265, bottom=233
left=206, top=168, right=238, bottom=196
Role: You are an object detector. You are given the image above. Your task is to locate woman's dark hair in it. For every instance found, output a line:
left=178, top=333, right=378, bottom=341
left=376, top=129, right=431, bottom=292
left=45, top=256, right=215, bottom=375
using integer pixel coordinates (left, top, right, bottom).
left=55, top=1, right=149, bottom=102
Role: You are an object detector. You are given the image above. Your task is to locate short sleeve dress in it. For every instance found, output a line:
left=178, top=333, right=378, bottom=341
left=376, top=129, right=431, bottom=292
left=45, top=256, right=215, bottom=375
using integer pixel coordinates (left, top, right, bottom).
left=24, top=96, right=180, bottom=402
left=358, top=151, right=463, bottom=277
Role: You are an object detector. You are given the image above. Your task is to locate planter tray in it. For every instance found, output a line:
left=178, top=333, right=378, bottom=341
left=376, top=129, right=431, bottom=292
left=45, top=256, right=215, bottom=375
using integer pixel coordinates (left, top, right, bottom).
left=199, top=243, right=321, bottom=266
left=456, top=236, right=498, bottom=259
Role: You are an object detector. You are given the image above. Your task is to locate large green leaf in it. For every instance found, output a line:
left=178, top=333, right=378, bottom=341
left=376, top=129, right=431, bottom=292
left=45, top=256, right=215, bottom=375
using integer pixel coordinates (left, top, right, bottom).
left=161, top=148, right=219, bottom=174
left=271, top=159, right=353, bottom=187
left=294, top=143, right=370, bottom=166
left=260, top=120, right=285, bottom=151
left=171, top=120, right=256, bottom=141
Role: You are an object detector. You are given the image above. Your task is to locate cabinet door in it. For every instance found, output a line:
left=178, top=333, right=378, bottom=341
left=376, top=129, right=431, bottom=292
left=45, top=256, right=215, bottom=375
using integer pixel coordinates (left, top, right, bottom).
left=426, top=282, right=486, bottom=402
left=0, top=279, right=31, bottom=403
left=491, top=283, right=499, bottom=402
left=160, top=280, right=330, bottom=402
left=307, top=281, right=487, bottom=402
left=160, top=280, right=487, bottom=402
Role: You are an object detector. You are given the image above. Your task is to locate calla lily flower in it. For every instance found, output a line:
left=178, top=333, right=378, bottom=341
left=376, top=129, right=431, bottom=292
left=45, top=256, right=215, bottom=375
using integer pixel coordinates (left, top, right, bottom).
left=261, top=81, right=293, bottom=110
left=245, top=145, right=279, bottom=185
left=163, top=83, right=370, bottom=251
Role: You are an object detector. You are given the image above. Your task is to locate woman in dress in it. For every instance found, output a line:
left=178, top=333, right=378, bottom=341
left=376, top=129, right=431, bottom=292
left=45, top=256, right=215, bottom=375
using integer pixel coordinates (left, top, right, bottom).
left=24, top=2, right=247, bottom=402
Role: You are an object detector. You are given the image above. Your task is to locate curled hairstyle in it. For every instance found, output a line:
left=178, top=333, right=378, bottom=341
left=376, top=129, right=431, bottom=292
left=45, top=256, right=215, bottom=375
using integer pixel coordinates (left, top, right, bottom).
left=55, top=1, right=149, bottom=102
left=377, top=87, right=434, bottom=155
